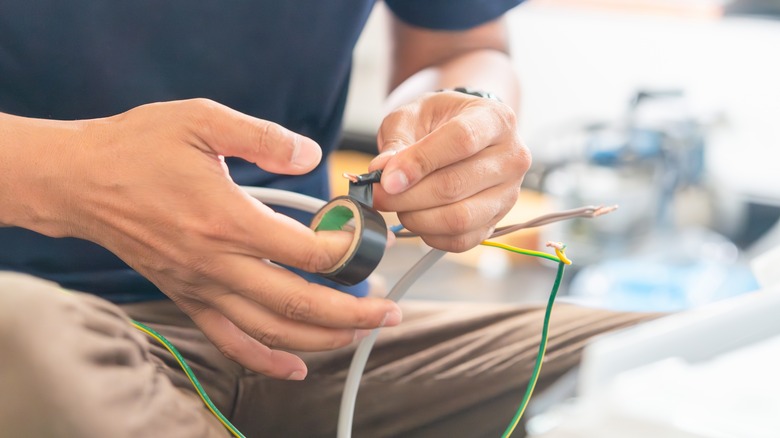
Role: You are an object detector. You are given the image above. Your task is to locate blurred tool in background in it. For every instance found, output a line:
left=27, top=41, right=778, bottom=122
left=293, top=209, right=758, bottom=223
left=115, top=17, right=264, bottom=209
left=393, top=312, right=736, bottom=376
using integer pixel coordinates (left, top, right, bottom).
left=538, top=90, right=757, bottom=311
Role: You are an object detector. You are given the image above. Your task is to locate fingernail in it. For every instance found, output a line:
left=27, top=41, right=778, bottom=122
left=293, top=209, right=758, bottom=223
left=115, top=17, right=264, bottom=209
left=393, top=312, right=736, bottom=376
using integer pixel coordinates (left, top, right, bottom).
left=291, top=136, right=321, bottom=169
left=382, top=169, right=409, bottom=194
left=354, top=329, right=372, bottom=341
left=380, top=308, right=403, bottom=327
left=287, top=370, right=306, bottom=381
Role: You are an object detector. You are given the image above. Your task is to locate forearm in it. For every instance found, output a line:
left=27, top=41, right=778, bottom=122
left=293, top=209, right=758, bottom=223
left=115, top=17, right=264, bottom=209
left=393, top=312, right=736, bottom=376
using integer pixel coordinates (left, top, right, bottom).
left=385, top=49, right=520, bottom=112
left=0, top=112, right=85, bottom=236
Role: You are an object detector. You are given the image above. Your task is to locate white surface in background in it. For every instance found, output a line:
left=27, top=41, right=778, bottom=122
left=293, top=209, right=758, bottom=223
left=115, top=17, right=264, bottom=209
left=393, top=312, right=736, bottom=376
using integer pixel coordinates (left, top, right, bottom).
left=526, top=286, right=780, bottom=437
left=533, top=335, right=780, bottom=438
left=578, top=286, right=780, bottom=395
left=752, top=244, right=780, bottom=287
left=345, top=3, right=780, bottom=202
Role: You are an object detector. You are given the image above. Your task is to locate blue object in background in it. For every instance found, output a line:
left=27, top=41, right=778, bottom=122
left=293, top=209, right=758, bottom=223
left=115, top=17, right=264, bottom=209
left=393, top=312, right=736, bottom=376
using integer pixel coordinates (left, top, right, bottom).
left=568, top=227, right=759, bottom=312
left=569, top=258, right=758, bottom=312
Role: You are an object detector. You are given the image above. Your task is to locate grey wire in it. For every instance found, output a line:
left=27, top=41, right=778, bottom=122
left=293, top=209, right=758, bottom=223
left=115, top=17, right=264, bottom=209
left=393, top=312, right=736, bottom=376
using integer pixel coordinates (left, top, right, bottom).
left=337, top=248, right=446, bottom=438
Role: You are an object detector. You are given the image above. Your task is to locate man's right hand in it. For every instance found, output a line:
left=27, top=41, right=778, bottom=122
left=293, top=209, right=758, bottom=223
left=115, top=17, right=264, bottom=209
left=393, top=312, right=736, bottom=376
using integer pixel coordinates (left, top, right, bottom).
left=0, top=99, right=401, bottom=380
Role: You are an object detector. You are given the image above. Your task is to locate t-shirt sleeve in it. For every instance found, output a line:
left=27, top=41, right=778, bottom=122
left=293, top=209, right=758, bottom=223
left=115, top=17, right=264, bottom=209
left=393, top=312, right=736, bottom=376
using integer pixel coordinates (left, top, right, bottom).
left=384, top=0, right=525, bottom=31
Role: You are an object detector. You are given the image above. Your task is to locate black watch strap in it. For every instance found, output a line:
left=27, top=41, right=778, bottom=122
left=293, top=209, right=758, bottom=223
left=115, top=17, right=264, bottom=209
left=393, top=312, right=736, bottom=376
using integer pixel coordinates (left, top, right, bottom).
left=441, top=87, right=502, bottom=102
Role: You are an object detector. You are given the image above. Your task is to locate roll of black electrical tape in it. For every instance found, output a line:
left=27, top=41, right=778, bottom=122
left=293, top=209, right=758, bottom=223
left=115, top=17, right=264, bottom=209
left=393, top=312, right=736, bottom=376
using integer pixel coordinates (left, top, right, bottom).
left=310, top=196, right=387, bottom=286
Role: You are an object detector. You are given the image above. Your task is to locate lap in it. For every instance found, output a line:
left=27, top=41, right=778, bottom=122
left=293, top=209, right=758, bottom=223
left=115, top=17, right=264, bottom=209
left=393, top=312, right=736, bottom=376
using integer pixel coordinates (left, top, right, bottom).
left=0, top=272, right=229, bottom=438
left=0, top=271, right=658, bottom=437
left=123, top=299, right=658, bottom=437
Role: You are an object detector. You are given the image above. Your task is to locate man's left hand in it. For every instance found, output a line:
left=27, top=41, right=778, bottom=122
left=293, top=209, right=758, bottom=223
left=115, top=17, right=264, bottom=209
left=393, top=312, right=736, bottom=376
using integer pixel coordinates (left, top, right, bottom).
left=369, top=90, right=531, bottom=252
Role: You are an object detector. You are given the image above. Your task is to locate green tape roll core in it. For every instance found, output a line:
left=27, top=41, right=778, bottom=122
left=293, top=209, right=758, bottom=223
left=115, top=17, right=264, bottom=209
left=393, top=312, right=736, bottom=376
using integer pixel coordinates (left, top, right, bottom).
left=310, top=196, right=387, bottom=286
left=315, top=206, right=354, bottom=231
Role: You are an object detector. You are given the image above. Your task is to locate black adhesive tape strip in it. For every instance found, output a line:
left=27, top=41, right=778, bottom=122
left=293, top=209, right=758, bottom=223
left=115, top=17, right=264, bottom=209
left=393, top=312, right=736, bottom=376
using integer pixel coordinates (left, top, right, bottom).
left=310, top=196, right=387, bottom=286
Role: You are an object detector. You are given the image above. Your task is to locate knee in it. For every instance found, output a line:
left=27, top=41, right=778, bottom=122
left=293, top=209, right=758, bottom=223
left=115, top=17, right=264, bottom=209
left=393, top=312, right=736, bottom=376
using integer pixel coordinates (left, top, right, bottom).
left=0, top=271, right=71, bottom=340
left=0, top=273, right=77, bottom=434
left=0, top=271, right=63, bottom=333
left=0, top=273, right=144, bottom=437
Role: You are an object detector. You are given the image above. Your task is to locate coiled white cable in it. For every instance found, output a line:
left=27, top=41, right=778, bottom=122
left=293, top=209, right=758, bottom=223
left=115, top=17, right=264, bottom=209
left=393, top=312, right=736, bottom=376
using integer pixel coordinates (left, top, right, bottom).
left=242, top=186, right=602, bottom=438
left=241, top=186, right=327, bottom=214
left=336, top=248, right=446, bottom=438
left=241, top=186, right=442, bottom=438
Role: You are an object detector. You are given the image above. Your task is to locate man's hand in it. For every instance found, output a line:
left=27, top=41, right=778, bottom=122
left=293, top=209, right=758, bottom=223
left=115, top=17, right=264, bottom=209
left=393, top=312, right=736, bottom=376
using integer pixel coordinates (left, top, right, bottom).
left=25, top=99, right=402, bottom=380
left=369, top=91, right=531, bottom=252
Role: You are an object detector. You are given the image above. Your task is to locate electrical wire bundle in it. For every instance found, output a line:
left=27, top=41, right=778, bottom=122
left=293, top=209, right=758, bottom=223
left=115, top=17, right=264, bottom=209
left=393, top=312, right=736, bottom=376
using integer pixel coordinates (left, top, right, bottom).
left=130, top=187, right=616, bottom=438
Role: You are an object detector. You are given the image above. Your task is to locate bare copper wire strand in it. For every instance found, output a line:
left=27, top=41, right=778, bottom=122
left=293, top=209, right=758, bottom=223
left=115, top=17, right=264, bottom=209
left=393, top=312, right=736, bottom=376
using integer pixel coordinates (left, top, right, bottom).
left=342, top=172, right=359, bottom=183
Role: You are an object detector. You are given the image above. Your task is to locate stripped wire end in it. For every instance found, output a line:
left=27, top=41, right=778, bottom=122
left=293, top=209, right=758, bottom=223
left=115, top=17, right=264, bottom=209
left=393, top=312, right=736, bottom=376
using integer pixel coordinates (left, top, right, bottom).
left=343, top=170, right=383, bottom=185
left=546, top=241, right=572, bottom=265
left=342, top=172, right=359, bottom=183
left=592, top=205, right=619, bottom=217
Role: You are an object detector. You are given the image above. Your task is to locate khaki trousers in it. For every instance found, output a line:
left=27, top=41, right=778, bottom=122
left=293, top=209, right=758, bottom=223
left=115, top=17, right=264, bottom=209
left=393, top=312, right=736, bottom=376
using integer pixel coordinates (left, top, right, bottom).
left=0, top=272, right=658, bottom=437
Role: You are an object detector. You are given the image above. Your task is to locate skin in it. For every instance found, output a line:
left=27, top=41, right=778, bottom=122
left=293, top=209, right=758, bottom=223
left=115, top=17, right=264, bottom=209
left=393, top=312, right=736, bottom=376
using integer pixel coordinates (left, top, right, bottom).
left=0, top=15, right=530, bottom=380
left=0, top=101, right=401, bottom=381
left=372, top=16, right=531, bottom=252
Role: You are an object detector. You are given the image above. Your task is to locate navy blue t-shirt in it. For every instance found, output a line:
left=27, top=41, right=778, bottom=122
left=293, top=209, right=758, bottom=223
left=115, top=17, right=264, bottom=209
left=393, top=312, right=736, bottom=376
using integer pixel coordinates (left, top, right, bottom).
left=0, top=0, right=522, bottom=302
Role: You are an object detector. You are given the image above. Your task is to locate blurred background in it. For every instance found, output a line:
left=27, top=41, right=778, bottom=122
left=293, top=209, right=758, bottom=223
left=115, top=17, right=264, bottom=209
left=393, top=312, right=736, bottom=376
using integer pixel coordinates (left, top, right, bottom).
left=335, top=1, right=780, bottom=436
left=335, top=0, right=779, bottom=311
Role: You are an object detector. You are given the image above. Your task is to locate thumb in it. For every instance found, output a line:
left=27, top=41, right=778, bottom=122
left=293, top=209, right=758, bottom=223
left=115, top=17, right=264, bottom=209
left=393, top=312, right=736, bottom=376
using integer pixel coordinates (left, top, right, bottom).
left=189, top=99, right=322, bottom=175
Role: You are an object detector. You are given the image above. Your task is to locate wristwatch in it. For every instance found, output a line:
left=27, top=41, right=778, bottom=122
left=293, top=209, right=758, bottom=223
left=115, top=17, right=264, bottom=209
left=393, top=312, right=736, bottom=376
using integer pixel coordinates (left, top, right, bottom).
left=441, top=86, right=502, bottom=102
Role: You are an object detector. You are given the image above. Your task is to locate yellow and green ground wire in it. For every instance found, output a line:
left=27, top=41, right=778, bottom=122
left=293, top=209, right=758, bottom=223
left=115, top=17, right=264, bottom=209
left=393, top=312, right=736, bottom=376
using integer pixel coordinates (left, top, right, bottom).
left=131, top=320, right=246, bottom=438
left=481, top=241, right=570, bottom=438
left=131, top=241, right=569, bottom=438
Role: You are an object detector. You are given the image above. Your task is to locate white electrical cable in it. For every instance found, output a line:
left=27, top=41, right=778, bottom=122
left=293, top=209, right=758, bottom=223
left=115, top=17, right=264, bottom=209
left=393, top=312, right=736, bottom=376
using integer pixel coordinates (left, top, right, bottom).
left=241, top=186, right=444, bottom=438
left=242, top=186, right=605, bottom=438
left=241, top=186, right=327, bottom=214
left=337, top=248, right=446, bottom=438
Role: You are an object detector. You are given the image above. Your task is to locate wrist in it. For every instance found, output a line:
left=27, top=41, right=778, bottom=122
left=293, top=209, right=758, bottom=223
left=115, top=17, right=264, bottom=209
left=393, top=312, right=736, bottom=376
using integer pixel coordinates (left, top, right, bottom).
left=0, top=113, right=89, bottom=237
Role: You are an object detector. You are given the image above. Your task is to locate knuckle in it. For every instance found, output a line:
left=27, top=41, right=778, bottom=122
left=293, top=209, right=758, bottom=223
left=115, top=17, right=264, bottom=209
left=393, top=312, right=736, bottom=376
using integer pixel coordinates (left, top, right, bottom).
left=379, top=108, right=407, bottom=130
left=215, top=341, right=242, bottom=362
left=255, top=120, right=276, bottom=144
left=184, top=98, right=222, bottom=136
left=196, top=216, right=232, bottom=241
left=280, top=294, right=313, bottom=321
left=330, top=332, right=355, bottom=349
left=513, top=141, right=533, bottom=174
left=442, top=203, right=475, bottom=235
left=434, top=169, right=467, bottom=203
left=378, top=107, right=417, bottom=152
left=501, top=138, right=531, bottom=177
left=431, top=233, right=473, bottom=253
left=253, top=326, right=284, bottom=348
left=453, top=231, right=483, bottom=253
left=379, top=137, right=406, bottom=154
left=410, top=148, right=436, bottom=177
left=502, top=186, right=521, bottom=211
left=387, top=102, right=419, bottom=123
left=396, top=211, right=419, bottom=232
left=450, top=119, right=480, bottom=156
left=183, top=254, right=221, bottom=281
left=187, top=98, right=222, bottom=124
left=301, top=245, right=337, bottom=273
left=188, top=97, right=220, bottom=111
left=492, top=102, right=518, bottom=129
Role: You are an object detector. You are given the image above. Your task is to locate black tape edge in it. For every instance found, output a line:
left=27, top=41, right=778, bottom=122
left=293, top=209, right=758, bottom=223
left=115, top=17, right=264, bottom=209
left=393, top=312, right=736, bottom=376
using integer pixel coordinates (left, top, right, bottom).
left=310, top=196, right=387, bottom=286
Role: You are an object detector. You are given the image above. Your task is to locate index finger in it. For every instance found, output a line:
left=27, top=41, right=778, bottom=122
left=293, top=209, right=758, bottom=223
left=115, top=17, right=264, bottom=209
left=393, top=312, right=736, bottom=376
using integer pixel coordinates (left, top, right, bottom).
left=375, top=105, right=510, bottom=195
left=231, top=189, right=363, bottom=276
left=217, top=254, right=402, bottom=329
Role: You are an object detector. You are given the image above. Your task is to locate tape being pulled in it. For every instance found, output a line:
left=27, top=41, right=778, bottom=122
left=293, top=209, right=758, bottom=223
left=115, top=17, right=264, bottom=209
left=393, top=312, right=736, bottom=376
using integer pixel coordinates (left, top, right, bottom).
left=310, top=196, right=387, bottom=286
